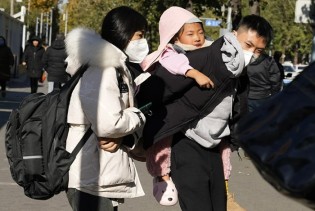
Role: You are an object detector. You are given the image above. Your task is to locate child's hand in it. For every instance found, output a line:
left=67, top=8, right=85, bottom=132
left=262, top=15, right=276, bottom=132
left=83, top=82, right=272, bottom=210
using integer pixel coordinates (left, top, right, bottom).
left=186, top=69, right=214, bottom=89
left=195, top=74, right=215, bottom=89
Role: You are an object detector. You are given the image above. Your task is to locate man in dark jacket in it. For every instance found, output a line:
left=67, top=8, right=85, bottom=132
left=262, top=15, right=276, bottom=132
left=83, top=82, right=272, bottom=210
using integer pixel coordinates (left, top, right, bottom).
left=22, top=36, right=45, bottom=93
left=42, top=34, right=69, bottom=93
left=0, top=36, right=14, bottom=98
left=137, top=14, right=273, bottom=211
left=246, top=53, right=282, bottom=112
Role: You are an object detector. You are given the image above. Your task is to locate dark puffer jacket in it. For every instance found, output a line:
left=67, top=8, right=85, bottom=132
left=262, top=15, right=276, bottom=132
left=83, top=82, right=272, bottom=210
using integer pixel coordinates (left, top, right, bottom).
left=42, top=39, right=69, bottom=83
left=246, top=53, right=282, bottom=100
left=23, top=39, right=45, bottom=78
left=0, top=36, right=14, bottom=81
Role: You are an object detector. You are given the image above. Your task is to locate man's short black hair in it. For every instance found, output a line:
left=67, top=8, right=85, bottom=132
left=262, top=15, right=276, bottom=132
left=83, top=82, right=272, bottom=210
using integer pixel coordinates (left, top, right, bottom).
left=235, top=15, right=273, bottom=47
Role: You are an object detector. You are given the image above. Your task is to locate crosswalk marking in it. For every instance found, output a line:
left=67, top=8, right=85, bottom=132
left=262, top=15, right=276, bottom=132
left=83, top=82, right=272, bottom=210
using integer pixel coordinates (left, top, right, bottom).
left=0, top=109, right=13, bottom=112
left=0, top=182, right=18, bottom=186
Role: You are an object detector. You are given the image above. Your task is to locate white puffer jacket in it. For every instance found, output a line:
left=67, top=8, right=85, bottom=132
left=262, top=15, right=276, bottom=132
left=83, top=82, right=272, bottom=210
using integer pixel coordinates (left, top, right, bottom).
left=65, top=28, right=145, bottom=198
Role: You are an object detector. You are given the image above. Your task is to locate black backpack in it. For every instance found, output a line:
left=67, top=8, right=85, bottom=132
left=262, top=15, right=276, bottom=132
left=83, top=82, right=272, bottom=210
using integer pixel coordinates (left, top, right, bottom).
left=5, top=64, right=93, bottom=200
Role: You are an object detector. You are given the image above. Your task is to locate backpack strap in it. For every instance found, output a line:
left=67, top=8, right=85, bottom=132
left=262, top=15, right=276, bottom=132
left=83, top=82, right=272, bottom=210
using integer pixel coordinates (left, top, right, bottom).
left=74, top=64, right=89, bottom=78
left=64, top=64, right=91, bottom=157
left=70, top=127, right=93, bottom=156
left=70, top=65, right=120, bottom=156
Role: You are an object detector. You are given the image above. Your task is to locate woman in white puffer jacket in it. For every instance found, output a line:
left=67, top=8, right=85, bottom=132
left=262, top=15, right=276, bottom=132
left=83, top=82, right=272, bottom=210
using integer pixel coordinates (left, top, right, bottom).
left=64, top=6, right=150, bottom=211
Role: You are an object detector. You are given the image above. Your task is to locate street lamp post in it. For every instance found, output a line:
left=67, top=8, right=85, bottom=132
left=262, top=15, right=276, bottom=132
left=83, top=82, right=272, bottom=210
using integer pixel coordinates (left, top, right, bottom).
left=49, top=8, right=53, bottom=46
left=35, top=17, right=39, bottom=36
left=63, top=2, right=68, bottom=36
left=21, top=6, right=26, bottom=50
left=12, top=5, right=26, bottom=50
left=220, top=4, right=233, bottom=36
left=40, top=12, right=43, bottom=38
left=45, top=12, right=49, bottom=45
left=227, top=6, right=233, bottom=32
left=10, top=0, right=14, bottom=16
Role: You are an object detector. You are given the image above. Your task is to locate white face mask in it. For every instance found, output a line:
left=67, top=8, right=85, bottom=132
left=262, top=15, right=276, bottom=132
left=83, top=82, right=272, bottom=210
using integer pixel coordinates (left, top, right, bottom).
left=125, top=38, right=149, bottom=63
left=243, top=50, right=254, bottom=67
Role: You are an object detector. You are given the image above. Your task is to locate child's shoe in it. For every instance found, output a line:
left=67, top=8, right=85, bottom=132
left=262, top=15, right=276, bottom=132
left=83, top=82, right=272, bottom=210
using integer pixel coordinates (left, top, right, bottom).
left=153, top=177, right=178, bottom=206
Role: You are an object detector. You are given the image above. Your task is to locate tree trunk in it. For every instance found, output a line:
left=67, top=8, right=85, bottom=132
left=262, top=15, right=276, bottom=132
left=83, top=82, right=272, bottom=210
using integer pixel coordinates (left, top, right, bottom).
left=229, top=0, right=242, bottom=29
left=186, top=0, right=193, bottom=12
left=249, top=0, right=260, bottom=15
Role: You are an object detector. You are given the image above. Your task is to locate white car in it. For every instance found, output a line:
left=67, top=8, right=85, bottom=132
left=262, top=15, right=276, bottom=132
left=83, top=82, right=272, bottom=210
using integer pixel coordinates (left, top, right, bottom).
left=283, top=64, right=299, bottom=80
left=294, top=64, right=307, bottom=73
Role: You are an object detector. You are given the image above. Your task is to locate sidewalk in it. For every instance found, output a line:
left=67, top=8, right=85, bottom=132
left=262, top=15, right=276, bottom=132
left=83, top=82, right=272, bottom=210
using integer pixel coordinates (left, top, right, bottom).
left=0, top=73, right=47, bottom=126
left=0, top=73, right=312, bottom=211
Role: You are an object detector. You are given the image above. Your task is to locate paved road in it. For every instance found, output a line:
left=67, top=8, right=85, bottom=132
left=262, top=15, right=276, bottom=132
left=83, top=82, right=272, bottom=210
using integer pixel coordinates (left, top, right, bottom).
left=0, top=73, right=312, bottom=211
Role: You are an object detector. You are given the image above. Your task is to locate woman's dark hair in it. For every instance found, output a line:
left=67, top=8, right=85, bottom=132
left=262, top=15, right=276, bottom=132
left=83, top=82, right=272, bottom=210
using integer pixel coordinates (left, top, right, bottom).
left=235, top=14, right=273, bottom=47
left=101, top=6, right=147, bottom=51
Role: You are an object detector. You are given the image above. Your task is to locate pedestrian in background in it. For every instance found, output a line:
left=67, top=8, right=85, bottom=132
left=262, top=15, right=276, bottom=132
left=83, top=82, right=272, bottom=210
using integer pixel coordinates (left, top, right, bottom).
left=22, top=36, right=45, bottom=93
left=0, top=36, right=14, bottom=98
left=42, top=34, right=68, bottom=93
left=273, top=51, right=285, bottom=81
left=247, top=53, right=282, bottom=112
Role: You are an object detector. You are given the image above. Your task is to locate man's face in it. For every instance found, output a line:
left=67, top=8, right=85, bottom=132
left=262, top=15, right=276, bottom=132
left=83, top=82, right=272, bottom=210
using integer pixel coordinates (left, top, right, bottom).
left=234, top=28, right=267, bottom=58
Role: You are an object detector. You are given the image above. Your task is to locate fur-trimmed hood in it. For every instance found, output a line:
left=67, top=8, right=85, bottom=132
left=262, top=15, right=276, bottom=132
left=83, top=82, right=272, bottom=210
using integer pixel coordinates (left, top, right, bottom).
left=65, top=28, right=127, bottom=75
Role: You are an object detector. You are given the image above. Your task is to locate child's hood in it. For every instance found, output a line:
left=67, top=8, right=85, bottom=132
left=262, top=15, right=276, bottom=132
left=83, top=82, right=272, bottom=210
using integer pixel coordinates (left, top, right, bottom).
left=141, top=6, right=201, bottom=71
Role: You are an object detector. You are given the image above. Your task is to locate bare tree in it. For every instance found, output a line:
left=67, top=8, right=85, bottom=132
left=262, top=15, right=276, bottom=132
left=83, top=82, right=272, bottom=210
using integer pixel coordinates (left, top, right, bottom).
left=186, top=0, right=193, bottom=12
left=249, top=0, right=260, bottom=15
left=229, top=0, right=242, bottom=29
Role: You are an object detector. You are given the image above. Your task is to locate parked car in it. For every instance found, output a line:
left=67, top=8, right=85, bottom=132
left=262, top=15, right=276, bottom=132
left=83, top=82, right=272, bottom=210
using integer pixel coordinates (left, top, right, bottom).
left=294, top=64, right=307, bottom=73
left=283, top=64, right=299, bottom=80
left=283, top=78, right=293, bottom=86
left=282, top=63, right=299, bottom=86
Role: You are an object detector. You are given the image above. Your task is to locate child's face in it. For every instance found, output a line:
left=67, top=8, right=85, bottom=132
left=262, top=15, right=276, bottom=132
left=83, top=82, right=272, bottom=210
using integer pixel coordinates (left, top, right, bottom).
left=176, top=23, right=205, bottom=48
